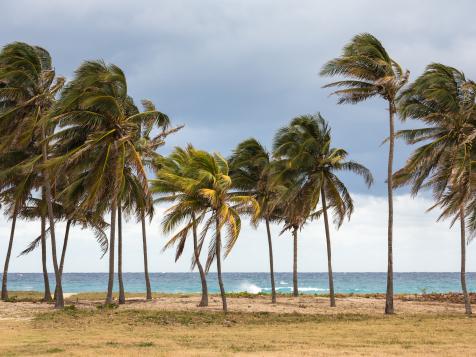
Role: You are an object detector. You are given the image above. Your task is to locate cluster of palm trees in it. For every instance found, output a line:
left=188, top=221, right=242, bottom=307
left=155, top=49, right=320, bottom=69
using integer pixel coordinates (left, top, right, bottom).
left=1, top=33, right=475, bottom=316
left=151, top=116, right=372, bottom=312
left=0, top=42, right=180, bottom=308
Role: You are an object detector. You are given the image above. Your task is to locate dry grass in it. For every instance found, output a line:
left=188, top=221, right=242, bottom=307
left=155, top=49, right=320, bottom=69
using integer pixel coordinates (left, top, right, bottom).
left=0, top=292, right=475, bottom=356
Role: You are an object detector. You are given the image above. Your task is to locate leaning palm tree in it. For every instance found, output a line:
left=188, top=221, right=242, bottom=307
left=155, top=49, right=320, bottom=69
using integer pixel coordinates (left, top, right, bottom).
left=151, top=145, right=210, bottom=307
left=0, top=42, right=65, bottom=307
left=195, top=150, right=259, bottom=313
left=395, top=63, right=476, bottom=316
left=229, top=139, right=281, bottom=303
left=320, top=33, right=409, bottom=314
left=50, top=60, right=163, bottom=304
left=273, top=114, right=373, bottom=306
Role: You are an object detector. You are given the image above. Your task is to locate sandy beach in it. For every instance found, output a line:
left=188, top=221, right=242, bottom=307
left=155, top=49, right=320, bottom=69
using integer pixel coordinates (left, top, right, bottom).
left=0, top=292, right=475, bottom=356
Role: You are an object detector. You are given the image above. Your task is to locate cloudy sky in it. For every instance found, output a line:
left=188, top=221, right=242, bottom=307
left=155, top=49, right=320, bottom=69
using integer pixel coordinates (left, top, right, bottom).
left=1, top=0, right=476, bottom=273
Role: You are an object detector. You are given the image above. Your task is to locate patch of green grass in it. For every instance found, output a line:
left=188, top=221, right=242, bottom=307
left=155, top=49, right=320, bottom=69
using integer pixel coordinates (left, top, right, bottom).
left=45, top=347, right=64, bottom=354
left=136, top=341, right=154, bottom=347
left=34, top=308, right=375, bottom=329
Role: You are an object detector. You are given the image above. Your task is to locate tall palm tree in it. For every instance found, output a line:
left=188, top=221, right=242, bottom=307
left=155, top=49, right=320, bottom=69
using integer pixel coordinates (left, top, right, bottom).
left=320, top=33, right=409, bottom=314
left=273, top=114, right=373, bottom=306
left=154, top=147, right=259, bottom=312
left=51, top=60, right=162, bottom=304
left=229, top=139, right=281, bottom=303
left=0, top=42, right=65, bottom=307
left=130, top=100, right=173, bottom=300
left=395, top=63, right=476, bottom=316
left=194, top=150, right=259, bottom=313
left=151, top=146, right=210, bottom=307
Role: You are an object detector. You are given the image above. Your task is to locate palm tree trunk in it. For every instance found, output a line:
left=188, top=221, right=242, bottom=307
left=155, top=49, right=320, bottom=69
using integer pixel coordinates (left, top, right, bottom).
left=265, top=217, right=276, bottom=304
left=385, top=100, right=395, bottom=315
left=41, top=121, right=63, bottom=309
left=1, top=205, right=18, bottom=301
left=54, top=220, right=71, bottom=300
left=141, top=211, right=152, bottom=300
left=106, top=201, right=117, bottom=305
left=41, top=212, right=52, bottom=302
left=192, top=213, right=208, bottom=307
left=459, top=207, right=472, bottom=316
left=321, top=186, right=336, bottom=307
left=215, top=216, right=227, bottom=313
left=118, top=205, right=125, bottom=304
left=293, top=227, right=298, bottom=297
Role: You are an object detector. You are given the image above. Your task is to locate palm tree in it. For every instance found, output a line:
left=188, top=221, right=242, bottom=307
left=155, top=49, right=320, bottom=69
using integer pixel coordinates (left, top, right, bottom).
left=395, top=63, right=476, bottom=316
left=229, top=139, right=281, bottom=303
left=320, top=33, right=409, bottom=314
left=131, top=100, right=173, bottom=300
left=151, top=146, right=211, bottom=307
left=273, top=114, right=373, bottom=306
left=51, top=61, right=162, bottom=304
left=153, top=147, right=259, bottom=312
left=0, top=42, right=65, bottom=307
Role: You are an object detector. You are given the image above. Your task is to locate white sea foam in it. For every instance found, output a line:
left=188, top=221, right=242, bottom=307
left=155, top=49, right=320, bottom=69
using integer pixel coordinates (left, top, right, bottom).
left=279, top=281, right=288, bottom=285
left=239, top=282, right=262, bottom=294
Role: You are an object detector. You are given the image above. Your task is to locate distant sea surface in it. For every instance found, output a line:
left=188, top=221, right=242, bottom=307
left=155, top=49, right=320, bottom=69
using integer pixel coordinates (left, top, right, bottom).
left=4, top=272, right=475, bottom=294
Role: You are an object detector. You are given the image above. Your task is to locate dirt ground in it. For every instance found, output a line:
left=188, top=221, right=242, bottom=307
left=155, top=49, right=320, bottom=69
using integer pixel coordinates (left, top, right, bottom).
left=1, top=293, right=475, bottom=356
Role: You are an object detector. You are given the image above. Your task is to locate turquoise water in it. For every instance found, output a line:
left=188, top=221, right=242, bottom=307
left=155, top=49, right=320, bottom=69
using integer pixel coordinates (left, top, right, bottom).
left=3, top=272, right=475, bottom=294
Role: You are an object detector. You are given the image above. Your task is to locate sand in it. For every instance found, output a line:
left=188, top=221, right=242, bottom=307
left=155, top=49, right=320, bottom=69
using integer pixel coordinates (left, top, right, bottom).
left=0, top=293, right=468, bottom=321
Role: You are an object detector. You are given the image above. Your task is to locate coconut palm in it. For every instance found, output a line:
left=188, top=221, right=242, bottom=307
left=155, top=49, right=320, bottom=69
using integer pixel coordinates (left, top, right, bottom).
left=273, top=114, right=373, bottom=306
left=229, top=139, right=281, bottom=303
left=0, top=42, right=65, bottom=307
left=151, top=146, right=209, bottom=306
left=154, top=147, right=259, bottom=312
left=394, top=63, right=476, bottom=316
left=130, top=100, right=173, bottom=300
left=50, top=60, right=163, bottom=304
left=320, top=33, right=409, bottom=314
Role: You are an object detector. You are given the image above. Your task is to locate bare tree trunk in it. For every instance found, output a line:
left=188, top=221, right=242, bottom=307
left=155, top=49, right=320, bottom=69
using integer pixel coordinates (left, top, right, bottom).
left=321, top=187, right=336, bottom=307
left=293, top=227, right=298, bottom=297
left=106, top=199, right=117, bottom=305
left=55, top=220, right=71, bottom=300
left=265, top=218, right=276, bottom=304
left=41, top=123, right=63, bottom=309
left=215, top=216, right=227, bottom=313
left=460, top=207, right=472, bottom=316
left=141, top=211, right=152, bottom=300
left=118, top=205, right=125, bottom=304
left=192, top=213, right=208, bottom=307
left=41, top=212, right=52, bottom=302
left=385, top=101, right=395, bottom=315
left=1, top=205, right=17, bottom=301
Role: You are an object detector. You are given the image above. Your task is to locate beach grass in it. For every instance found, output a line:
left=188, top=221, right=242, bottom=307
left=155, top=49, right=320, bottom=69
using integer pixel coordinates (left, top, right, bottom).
left=1, top=292, right=476, bottom=355
left=0, top=308, right=475, bottom=356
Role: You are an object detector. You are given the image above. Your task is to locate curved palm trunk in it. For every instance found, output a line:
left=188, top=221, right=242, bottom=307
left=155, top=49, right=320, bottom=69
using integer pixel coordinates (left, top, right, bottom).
left=321, top=187, right=336, bottom=307
left=293, top=227, right=298, bottom=297
left=41, top=213, right=52, bottom=302
left=118, top=205, right=125, bottom=304
left=41, top=122, right=64, bottom=309
left=192, top=213, right=208, bottom=307
left=385, top=101, right=395, bottom=315
left=215, top=216, right=227, bottom=313
left=1, top=205, right=18, bottom=301
left=459, top=207, right=472, bottom=316
left=141, top=211, right=152, bottom=300
left=54, top=220, right=71, bottom=300
left=265, top=218, right=276, bottom=304
left=106, top=199, right=117, bottom=305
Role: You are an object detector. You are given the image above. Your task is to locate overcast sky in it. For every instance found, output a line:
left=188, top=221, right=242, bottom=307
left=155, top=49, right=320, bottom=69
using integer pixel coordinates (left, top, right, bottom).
left=1, top=0, right=476, bottom=273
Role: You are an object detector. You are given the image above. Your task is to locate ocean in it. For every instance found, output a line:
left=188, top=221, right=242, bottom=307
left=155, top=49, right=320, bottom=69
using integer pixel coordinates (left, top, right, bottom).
left=4, top=272, right=475, bottom=294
